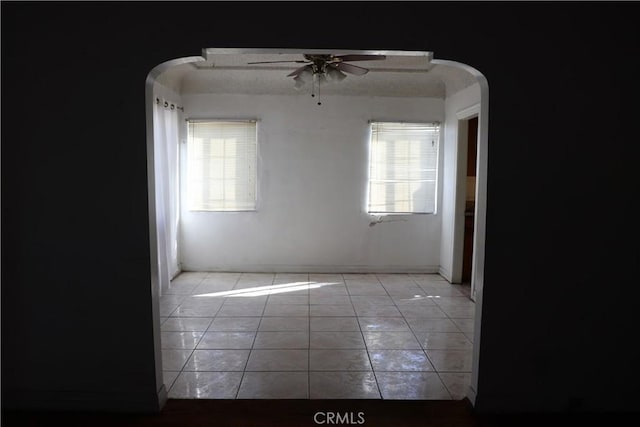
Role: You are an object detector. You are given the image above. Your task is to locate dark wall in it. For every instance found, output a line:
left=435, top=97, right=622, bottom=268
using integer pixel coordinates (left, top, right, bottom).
left=2, top=1, right=639, bottom=413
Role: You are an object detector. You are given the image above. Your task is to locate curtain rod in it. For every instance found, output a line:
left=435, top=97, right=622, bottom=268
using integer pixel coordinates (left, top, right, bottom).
left=155, top=97, right=183, bottom=111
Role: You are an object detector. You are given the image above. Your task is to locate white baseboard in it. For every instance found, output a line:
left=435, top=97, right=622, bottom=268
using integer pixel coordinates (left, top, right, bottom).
left=180, top=264, right=441, bottom=274
left=169, top=268, right=181, bottom=281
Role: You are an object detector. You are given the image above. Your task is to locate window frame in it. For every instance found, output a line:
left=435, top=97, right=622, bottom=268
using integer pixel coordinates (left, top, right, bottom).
left=366, top=120, right=441, bottom=216
left=185, top=119, right=259, bottom=212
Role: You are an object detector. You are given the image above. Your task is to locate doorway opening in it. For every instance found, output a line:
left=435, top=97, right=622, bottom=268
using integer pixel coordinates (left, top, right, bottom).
left=449, top=100, right=483, bottom=303
left=462, top=117, right=478, bottom=286
left=146, top=48, right=489, bottom=405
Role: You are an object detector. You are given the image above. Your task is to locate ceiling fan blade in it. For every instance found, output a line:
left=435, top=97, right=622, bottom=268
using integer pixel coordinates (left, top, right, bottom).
left=247, top=60, right=308, bottom=64
left=287, top=65, right=312, bottom=77
left=333, top=54, right=386, bottom=62
left=334, top=62, right=369, bottom=75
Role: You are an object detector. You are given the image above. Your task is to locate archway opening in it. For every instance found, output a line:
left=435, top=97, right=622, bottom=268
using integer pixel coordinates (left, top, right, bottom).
left=146, top=48, right=489, bottom=403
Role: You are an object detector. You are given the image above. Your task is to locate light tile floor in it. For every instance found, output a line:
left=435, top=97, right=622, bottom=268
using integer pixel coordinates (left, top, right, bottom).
left=160, top=272, right=474, bottom=400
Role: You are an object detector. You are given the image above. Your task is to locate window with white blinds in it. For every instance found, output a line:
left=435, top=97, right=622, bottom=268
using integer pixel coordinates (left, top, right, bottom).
left=368, top=122, right=440, bottom=214
left=187, top=120, right=257, bottom=211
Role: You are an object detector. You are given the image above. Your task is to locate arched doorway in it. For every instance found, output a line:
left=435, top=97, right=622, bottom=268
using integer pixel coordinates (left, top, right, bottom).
left=146, top=49, right=488, bottom=404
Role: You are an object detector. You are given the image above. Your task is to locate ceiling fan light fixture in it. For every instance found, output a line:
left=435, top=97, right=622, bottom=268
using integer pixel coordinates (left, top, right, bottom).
left=327, top=67, right=347, bottom=82
left=293, top=75, right=306, bottom=90
left=293, top=68, right=313, bottom=89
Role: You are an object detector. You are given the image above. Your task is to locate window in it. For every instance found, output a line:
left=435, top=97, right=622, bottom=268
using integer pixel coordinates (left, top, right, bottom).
left=367, top=121, right=440, bottom=214
left=187, top=120, right=257, bottom=211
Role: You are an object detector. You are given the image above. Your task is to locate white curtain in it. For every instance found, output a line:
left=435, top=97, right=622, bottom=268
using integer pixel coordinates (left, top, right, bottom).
left=153, top=98, right=181, bottom=295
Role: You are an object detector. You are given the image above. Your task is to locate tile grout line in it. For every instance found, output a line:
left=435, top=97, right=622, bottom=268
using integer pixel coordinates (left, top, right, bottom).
left=166, top=317, right=213, bottom=394
left=419, top=278, right=470, bottom=319
left=401, top=273, right=442, bottom=374
left=372, top=273, right=435, bottom=397
left=412, top=274, right=473, bottom=398
left=435, top=371, right=458, bottom=400
left=215, top=273, right=248, bottom=399
left=199, top=273, right=243, bottom=398
left=354, top=273, right=384, bottom=400
left=235, top=272, right=275, bottom=399
left=408, top=274, right=473, bottom=377
left=381, top=273, right=468, bottom=398
left=164, top=273, right=214, bottom=397
left=426, top=279, right=475, bottom=366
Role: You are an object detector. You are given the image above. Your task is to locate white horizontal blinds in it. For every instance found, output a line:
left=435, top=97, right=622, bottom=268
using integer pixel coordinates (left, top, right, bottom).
left=187, top=121, right=257, bottom=211
left=368, top=122, right=440, bottom=213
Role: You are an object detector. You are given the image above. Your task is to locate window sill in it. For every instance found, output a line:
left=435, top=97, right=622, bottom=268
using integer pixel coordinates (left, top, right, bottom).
left=188, top=210, right=258, bottom=213
left=368, top=212, right=434, bottom=216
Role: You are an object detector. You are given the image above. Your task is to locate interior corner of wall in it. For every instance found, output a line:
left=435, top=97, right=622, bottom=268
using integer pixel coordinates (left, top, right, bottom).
left=438, top=266, right=452, bottom=282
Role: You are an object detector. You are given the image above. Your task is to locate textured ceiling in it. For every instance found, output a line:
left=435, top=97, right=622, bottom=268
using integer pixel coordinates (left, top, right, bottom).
left=156, top=49, right=478, bottom=98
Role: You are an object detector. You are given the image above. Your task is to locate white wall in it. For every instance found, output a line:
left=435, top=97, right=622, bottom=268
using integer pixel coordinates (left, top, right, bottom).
left=179, top=93, right=445, bottom=272
left=439, top=83, right=481, bottom=282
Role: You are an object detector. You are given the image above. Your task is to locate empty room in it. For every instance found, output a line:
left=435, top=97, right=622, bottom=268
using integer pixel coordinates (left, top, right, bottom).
left=149, top=48, right=486, bottom=400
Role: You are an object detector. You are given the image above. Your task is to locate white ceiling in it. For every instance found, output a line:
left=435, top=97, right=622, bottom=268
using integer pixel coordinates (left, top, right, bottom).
left=156, top=49, right=478, bottom=99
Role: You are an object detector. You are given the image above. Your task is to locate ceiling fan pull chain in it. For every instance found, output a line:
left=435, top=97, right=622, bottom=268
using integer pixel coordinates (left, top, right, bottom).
left=317, top=76, right=322, bottom=106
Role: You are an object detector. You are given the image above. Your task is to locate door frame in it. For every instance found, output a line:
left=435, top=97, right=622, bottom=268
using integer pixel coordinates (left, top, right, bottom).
left=432, top=59, right=489, bottom=406
left=454, top=104, right=481, bottom=300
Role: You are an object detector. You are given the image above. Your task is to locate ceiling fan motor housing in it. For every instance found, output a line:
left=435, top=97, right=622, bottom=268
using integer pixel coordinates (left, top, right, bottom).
left=303, top=54, right=335, bottom=74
